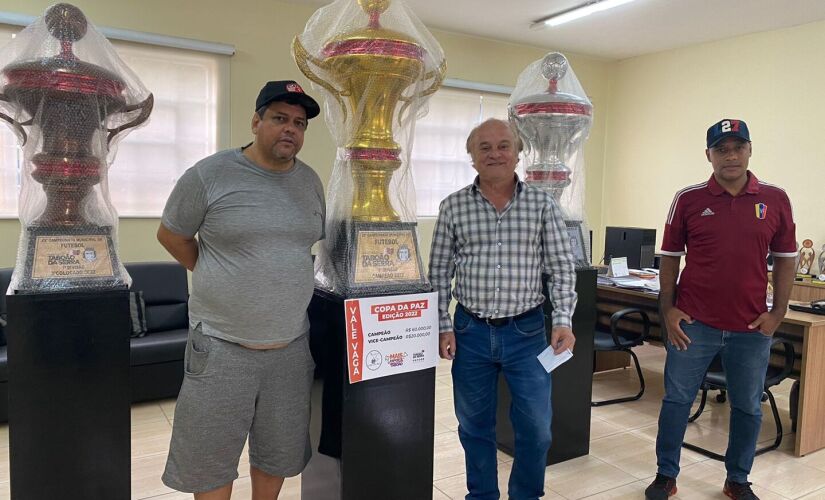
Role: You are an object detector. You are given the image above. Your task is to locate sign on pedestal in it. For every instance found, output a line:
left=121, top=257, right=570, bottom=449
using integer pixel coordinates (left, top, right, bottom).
left=344, top=292, right=439, bottom=383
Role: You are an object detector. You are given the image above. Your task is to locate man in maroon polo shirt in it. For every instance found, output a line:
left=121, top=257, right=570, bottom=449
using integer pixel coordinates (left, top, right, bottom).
left=645, top=119, right=797, bottom=500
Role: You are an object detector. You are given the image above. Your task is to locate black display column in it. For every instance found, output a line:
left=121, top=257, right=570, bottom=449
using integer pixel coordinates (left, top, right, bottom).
left=7, top=291, right=131, bottom=500
left=495, top=268, right=598, bottom=465
left=303, top=290, right=436, bottom=500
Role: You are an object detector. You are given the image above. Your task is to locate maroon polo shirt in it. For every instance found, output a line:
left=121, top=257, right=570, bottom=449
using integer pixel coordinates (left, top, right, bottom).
left=661, top=171, right=797, bottom=331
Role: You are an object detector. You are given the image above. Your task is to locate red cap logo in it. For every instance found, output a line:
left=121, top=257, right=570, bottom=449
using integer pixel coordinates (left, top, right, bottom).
left=286, top=83, right=304, bottom=94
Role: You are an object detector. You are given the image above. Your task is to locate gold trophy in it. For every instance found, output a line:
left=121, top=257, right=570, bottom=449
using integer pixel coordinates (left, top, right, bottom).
left=294, top=0, right=445, bottom=297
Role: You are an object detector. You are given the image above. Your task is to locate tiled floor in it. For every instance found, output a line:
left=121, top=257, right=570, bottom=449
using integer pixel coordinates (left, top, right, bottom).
left=1, top=344, right=824, bottom=499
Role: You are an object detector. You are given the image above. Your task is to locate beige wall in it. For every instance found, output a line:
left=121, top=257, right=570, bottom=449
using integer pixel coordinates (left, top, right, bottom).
left=601, top=20, right=825, bottom=266
left=0, top=0, right=611, bottom=270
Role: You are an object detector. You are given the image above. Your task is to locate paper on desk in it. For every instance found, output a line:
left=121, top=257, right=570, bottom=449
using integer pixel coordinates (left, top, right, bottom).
left=602, top=275, right=660, bottom=292
left=608, top=257, right=629, bottom=277
left=538, top=346, right=573, bottom=373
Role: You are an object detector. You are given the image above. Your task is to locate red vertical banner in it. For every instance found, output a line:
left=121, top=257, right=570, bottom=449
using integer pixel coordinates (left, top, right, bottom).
left=344, top=298, right=365, bottom=383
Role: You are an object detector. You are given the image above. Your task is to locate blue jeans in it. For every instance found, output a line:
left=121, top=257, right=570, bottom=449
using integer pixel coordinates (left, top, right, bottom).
left=655, top=319, right=772, bottom=483
left=451, top=305, right=552, bottom=500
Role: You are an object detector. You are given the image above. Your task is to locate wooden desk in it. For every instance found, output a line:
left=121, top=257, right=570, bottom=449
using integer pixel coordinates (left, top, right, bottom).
left=789, top=280, right=825, bottom=302
left=596, top=284, right=825, bottom=457
left=768, top=273, right=825, bottom=302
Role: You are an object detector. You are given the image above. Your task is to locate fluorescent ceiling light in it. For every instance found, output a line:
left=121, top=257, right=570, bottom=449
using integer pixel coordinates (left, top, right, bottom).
left=534, top=0, right=638, bottom=28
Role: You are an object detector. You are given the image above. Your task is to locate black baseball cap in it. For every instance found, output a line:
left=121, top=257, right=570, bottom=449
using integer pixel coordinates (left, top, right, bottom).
left=255, top=80, right=320, bottom=119
left=706, top=119, right=750, bottom=148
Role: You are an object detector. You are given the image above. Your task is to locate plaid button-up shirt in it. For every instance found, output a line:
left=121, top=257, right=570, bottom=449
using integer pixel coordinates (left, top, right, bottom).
left=428, top=177, right=577, bottom=333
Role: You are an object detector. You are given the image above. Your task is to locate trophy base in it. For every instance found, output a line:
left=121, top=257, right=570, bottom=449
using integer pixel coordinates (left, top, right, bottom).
left=326, top=221, right=430, bottom=299
left=14, top=225, right=128, bottom=294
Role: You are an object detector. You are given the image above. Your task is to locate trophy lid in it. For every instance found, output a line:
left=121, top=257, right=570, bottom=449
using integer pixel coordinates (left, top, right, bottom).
left=294, top=0, right=446, bottom=151
left=511, top=91, right=592, bottom=118
left=0, top=3, right=154, bottom=119
left=2, top=4, right=126, bottom=101
left=510, top=52, right=592, bottom=118
left=321, top=0, right=425, bottom=61
left=3, top=57, right=126, bottom=100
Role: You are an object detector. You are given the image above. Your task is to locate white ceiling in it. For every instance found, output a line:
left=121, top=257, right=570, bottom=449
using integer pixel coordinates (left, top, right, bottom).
left=286, top=0, right=825, bottom=60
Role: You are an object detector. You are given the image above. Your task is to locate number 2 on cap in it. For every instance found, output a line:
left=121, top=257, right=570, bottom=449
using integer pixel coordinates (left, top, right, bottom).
left=720, top=120, right=739, bottom=133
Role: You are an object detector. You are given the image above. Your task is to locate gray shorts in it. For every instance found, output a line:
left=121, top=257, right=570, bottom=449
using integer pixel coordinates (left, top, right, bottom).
left=162, top=325, right=315, bottom=493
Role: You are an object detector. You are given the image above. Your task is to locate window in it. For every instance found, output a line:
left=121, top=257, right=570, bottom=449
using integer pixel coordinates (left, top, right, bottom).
left=0, top=25, right=228, bottom=218
left=107, top=42, right=226, bottom=216
left=411, top=86, right=510, bottom=217
left=0, top=27, right=19, bottom=218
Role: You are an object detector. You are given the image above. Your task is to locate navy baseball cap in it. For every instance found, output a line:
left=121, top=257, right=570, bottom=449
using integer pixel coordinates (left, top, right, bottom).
left=255, top=80, right=320, bottom=119
left=706, top=119, right=750, bottom=148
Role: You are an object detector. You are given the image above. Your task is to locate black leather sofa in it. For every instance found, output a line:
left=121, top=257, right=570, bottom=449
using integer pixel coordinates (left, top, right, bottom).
left=0, top=268, right=10, bottom=423
left=0, top=261, right=189, bottom=422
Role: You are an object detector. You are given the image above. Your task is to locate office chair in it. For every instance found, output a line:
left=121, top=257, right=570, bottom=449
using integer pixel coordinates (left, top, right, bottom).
left=682, top=337, right=795, bottom=460
left=591, top=307, right=650, bottom=406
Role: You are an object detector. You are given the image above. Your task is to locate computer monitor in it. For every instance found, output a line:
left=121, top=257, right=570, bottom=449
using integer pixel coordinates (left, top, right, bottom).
left=604, top=226, right=657, bottom=270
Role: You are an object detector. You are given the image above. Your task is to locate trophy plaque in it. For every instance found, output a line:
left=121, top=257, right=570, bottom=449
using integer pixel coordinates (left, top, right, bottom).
left=510, top=52, right=593, bottom=268
left=294, top=0, right=445, bottom=297
left=0, top=3, right=153, bottom=293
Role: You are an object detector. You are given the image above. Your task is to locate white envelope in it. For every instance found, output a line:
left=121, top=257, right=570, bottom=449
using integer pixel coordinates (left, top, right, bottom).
left=537, top=346, right=573, bottom=373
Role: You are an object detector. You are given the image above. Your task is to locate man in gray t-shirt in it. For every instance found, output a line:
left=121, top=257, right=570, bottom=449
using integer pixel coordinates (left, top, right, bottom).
left=158, top=80, right=324, bottom=499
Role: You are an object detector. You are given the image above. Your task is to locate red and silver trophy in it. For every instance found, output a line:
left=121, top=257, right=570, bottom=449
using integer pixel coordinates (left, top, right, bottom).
left=0, top=3, right=153, bottom=293
left=510, top=52, right=592, bottom=267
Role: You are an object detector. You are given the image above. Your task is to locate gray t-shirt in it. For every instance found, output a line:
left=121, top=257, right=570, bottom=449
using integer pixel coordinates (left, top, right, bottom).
left=162, top=148, right=325, bottom=345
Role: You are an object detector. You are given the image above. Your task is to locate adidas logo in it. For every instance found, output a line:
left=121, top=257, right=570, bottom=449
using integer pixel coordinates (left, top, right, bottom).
left=701, top=208, right=715, bottom=217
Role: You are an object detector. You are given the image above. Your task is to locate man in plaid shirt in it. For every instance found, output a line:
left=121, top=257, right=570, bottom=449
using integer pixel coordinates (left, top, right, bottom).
left=428, top=118, right=577, bottom=500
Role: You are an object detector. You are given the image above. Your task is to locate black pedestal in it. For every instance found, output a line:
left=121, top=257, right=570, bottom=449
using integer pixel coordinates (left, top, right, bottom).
left=7, top=291, right=131, bottom=500
left=303, top=290, right=435, bottom=500
left=495, top=268, right=597, bottom=465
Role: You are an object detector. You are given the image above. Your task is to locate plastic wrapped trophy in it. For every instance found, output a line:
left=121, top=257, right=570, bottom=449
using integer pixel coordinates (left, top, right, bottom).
left=509, top=52, right=592, bottom=268
left=294, top=0, right=445, bottom=297
left=0, top=4, right=153, bottom=294
left=818, top=244, right=825, bottom=281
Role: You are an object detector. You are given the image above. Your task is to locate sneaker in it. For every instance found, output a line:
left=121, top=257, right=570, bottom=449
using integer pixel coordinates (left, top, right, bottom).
left=723, top=480, right=759, bottom=499
left=645, top=473, right=677, bottom=499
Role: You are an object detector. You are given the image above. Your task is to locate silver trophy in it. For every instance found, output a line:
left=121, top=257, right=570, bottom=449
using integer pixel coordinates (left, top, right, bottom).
left=818, top=244, right=825, bottom=281
left=509, top=52, right=592, bottom=267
